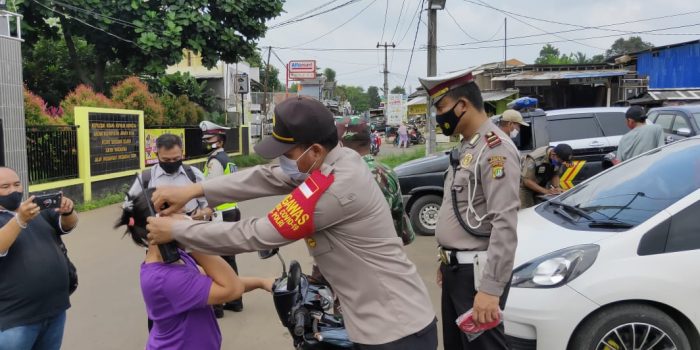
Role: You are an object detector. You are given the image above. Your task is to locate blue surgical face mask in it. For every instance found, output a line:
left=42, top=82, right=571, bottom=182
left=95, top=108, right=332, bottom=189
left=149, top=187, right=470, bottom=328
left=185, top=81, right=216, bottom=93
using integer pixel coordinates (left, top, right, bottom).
left=279, top=146, right=317, bottom=181
left=551, top=158, right=561, bottom=167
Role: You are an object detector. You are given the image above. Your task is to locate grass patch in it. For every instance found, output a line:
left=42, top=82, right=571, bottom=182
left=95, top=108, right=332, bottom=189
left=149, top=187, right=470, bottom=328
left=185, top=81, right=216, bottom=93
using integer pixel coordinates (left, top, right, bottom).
left=75, top=192, right=124, bottom=212
left=232, top=153, right=269, bottom=168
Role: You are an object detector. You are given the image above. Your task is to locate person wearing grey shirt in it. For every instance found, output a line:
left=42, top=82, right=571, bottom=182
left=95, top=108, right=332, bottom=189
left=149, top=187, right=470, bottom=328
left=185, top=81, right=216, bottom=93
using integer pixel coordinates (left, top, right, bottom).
left=617, top=106, right=665, bottom=162
left=126, top=134, right=209, bottom=218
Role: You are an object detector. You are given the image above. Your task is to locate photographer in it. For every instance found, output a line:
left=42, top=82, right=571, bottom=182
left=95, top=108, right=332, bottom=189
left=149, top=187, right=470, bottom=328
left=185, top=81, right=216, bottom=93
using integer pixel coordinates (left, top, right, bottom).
left=0, top=167, right=78, bottom=350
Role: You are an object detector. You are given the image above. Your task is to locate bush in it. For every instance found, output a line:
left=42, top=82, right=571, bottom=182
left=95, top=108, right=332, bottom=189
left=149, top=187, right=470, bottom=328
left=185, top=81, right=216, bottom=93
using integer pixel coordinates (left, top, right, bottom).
left=111, top=77, right=165, bottom=127
left=61, top=84, right=121, bottom=124
left=24, top=87, right=66, bottom=126
left=149, top=72, right=218, bottom=112
left=161, top=94, right=206, bottom=126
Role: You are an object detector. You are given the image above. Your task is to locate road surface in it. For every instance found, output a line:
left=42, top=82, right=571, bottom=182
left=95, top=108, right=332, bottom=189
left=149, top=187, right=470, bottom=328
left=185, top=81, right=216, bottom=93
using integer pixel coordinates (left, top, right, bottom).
left=61, top=195, right=443, bottom=349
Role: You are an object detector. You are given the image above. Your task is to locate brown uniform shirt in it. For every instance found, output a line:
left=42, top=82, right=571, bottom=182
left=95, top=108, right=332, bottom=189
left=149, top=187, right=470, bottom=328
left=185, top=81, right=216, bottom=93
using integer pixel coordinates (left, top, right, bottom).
left=520, top=146, right=563, bottom=208
left=171, top=146, right=435, bottom=345
left=435, top=121, right=520, bottom=296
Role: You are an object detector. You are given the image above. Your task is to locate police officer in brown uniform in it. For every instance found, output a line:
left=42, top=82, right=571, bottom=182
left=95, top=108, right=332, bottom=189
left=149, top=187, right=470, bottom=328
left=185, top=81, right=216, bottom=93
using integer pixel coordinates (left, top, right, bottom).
left=146, top=97, right=437, bottom=349
left=419, top=69, right=520, bottom=350
left=519, top=143, right=573, bottom=209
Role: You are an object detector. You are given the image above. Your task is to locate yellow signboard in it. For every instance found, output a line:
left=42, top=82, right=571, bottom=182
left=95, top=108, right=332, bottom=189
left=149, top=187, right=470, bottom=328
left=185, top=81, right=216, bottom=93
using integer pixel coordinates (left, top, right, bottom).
left=145, top=129, right=186, bottom=165
left=408, top=104, right=427, bottom=116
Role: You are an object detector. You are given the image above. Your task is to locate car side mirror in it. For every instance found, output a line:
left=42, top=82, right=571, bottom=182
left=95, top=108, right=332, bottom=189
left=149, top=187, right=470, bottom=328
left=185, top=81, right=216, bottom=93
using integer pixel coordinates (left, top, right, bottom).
left=676, top=127, right=692, bottom=137
left=258, top=248, right=279, bottom=260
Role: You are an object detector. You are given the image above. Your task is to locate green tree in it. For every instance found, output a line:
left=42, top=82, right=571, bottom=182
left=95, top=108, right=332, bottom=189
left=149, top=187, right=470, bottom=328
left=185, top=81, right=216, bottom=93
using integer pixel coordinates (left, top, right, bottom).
left=323, top=68, right=336, bottom=82
left=590, top=54, right=606, bottom=63
left=535, top=44, right=561, bottom=64
left=148, top=72, right=218, bottom=112
left=336, top=85, right=369, bottom=113
left=390, top=86, right=406, bottom=95
left=606, top=36, right=654, bottom=57
left=246, top=51, right=283, bottom=92
left=289, top=83, right=299, bottom=93
left=19, top=0, right=284, bottom=92
left=367, top=86, right=381, bottom=109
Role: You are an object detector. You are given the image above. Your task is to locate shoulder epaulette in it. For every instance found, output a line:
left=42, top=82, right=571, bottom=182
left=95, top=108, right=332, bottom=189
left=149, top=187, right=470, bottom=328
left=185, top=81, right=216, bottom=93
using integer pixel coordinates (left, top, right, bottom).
left=485, top=131, right=502, bottom=148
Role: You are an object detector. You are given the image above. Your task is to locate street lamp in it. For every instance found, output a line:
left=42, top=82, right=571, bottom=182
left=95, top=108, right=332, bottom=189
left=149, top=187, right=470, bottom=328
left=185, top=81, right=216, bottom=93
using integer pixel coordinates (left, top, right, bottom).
left=428, top=0, right=446, bottom=10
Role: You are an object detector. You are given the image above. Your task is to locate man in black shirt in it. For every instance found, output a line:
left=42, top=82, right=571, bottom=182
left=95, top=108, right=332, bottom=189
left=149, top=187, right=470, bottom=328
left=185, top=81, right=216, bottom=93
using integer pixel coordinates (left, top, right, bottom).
left=0, top=167, right=79, bottom=350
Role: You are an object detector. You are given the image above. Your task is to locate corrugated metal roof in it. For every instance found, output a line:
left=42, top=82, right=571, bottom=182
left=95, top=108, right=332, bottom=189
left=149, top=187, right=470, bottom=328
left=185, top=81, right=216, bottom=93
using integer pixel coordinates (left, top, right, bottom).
left=481, top=89, right=519, bottom=101
left=492, top=69, right=629, bottom=81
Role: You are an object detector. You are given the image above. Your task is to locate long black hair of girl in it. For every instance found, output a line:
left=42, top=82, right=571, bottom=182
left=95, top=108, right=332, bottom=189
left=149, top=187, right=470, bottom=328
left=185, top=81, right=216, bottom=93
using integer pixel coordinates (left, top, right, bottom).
left=114, top=188, right=154, bottom=248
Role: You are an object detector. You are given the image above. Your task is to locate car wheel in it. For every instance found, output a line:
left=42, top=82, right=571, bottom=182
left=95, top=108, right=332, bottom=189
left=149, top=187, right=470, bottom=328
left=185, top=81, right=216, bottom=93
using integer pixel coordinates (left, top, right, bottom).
left=570, top=304, right=690, bottom=350
left=409, top=194, right=441, bottom=236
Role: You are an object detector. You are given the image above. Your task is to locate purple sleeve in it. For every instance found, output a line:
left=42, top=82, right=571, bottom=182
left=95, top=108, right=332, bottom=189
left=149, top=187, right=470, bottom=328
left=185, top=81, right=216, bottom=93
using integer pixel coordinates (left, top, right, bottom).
left=160, top=266, right=213, bottom=313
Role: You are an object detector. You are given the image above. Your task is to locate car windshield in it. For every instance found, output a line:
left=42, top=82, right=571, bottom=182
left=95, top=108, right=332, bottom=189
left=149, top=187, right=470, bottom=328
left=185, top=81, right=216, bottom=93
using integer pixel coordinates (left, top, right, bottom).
left=556, top=139, right=700, bottom=227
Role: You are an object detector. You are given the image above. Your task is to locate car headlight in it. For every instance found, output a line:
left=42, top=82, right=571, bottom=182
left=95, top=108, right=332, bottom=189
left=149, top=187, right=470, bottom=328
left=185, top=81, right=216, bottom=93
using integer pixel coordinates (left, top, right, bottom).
left=511, top=244, right=599, bottom=288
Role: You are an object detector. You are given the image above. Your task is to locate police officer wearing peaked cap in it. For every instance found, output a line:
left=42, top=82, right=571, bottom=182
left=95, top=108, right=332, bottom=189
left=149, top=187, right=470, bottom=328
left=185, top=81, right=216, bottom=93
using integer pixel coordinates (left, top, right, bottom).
left=419, top=69, right=520, bottom=350
left=199, top=121, right=244, bottom=314
left=146, top=96, right=438, bottom=349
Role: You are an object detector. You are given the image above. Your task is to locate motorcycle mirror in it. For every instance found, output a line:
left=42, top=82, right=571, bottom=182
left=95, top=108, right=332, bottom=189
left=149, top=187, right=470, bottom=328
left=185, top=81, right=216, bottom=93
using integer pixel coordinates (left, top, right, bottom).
left=287, top=261, right=302, bottom=291
left=258, top=248, right=279, bottom=260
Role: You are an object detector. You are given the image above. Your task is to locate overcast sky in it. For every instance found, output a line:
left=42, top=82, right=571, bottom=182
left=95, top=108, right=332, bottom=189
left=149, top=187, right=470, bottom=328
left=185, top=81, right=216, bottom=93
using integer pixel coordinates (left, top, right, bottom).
left=258, top=0, right=700, bottom=93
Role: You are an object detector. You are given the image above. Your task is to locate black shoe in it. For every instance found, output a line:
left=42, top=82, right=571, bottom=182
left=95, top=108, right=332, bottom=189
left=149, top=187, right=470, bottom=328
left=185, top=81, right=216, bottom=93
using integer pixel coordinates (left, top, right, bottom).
left=223, top=300, right=243, bottom=312
left=214, top=305, right=225, bottom=319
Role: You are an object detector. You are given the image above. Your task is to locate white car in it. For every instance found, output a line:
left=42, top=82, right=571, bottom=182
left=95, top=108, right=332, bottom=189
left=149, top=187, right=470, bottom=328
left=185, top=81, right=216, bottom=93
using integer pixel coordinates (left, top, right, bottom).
left=505, top=137, right=700, bottom=350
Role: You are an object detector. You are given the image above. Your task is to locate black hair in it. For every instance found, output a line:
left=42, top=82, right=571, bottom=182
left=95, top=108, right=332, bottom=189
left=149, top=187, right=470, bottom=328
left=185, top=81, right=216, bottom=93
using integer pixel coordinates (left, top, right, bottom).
left=300, top=130, right=339, bottom=151
left=444, top=83, right=484, bottom=112
left=115, top=188, right=154, bottom=248
left=156, top=133, right=183, bottom=150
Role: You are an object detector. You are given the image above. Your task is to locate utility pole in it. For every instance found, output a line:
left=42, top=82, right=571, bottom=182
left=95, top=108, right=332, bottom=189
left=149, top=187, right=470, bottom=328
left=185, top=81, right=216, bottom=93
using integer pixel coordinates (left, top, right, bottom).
left=377, top=42, right=395, bottom=103
left=504, top=18, right=507, bottom=69
left=262, top=46, right=272, bottom=118
left=426, top=1, right=443, bottom=155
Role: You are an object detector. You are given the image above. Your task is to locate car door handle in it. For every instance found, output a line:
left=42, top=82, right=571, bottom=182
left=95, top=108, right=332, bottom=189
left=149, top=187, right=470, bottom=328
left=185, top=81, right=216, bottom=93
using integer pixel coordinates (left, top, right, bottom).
left=589, top=141, right=605, bottom=147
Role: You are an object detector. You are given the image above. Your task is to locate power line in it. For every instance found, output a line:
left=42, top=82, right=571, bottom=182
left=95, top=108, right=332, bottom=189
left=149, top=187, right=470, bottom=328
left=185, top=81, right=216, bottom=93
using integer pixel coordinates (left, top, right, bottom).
left=32, top=0, right=142, bottom=48
left=470, top=0, right=606, bottom=51
left=282, top=0, right=377, bottom=48
left=445, top=8, right=480, bottom=42
left=379, top=0, right=389, bottom=43
left=402, top=0, right=424, bottom=89
left=336, top=65, right=381, bottom=77
left=389, top=0, right=407, bottom=43
left=269, top=0, right=360, bottom=29
left=396, top=0, right=423, bottom=46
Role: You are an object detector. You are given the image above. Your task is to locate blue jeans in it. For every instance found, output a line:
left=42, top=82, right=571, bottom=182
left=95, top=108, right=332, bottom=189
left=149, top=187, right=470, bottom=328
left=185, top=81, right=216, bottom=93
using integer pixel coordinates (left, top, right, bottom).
left=0, top=311, right=66, bottom=350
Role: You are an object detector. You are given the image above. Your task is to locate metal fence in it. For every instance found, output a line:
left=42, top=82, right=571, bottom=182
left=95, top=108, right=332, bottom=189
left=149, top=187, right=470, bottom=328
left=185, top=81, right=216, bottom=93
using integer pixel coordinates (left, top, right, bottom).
left=26, top=126, right=79, bottom=185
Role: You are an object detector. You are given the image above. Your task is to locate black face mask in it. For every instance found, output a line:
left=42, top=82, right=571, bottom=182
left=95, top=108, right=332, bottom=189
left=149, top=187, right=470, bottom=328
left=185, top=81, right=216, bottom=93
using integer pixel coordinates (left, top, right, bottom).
left=0, top=191, right=23, bottom=211
left=435, top=101, right=465, bottom=136
left=159, top=160, right=182, bottom=175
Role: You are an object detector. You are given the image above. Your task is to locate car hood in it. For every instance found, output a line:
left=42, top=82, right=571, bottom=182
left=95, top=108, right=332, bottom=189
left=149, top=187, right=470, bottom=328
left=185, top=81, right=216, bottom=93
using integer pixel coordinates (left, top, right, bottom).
left=394, top=152, right=450, bottom=177
left=513, top=206, right=618, bottom=267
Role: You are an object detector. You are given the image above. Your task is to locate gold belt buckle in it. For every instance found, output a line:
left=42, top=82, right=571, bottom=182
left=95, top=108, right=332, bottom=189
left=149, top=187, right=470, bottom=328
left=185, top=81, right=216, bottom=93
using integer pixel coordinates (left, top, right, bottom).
left=438, top=248, right=449, bottom=265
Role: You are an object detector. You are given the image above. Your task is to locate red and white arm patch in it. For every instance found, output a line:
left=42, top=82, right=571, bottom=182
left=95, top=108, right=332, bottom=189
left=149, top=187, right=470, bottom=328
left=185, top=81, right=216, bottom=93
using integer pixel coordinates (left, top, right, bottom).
left=267, top=170, right=335, bottom=240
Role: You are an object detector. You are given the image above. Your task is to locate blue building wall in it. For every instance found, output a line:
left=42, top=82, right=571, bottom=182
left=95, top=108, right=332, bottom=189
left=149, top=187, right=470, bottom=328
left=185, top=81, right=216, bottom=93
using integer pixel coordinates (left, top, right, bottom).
left=637, top=41, right=700, bottom=88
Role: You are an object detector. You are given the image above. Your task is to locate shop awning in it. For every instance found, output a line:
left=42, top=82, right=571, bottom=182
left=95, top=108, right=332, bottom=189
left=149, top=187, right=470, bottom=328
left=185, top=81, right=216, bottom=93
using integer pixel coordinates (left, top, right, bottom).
left=492, top=69, right=629, bottom=81
left=481, top=89, right=519, bottom=102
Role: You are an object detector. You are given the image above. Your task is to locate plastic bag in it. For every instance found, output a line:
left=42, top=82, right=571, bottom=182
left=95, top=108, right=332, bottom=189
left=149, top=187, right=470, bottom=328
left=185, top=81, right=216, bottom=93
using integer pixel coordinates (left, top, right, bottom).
left=455, top=308, right=503, bottom=342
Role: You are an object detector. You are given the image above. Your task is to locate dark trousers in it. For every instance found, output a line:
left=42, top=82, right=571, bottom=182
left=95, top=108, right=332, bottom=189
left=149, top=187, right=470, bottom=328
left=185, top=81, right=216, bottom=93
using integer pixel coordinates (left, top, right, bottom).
left=353, top=319, right=437, bottom=350
left=441, top=263, right=511, bottom=350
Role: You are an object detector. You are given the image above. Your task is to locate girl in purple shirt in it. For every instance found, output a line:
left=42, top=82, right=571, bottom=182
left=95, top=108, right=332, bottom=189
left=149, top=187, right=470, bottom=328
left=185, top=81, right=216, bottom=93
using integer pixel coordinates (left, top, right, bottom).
left=116, top=190, right=272, bottom=350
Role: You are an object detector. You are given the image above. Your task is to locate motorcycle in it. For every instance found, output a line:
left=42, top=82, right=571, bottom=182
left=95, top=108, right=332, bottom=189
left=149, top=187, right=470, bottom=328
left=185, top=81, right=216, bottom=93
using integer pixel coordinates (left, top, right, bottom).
left=259, top=249, right=353, bottom=350
left=393, top=125, right=426, bottom=147
left=370, top=132, right=381, bottom=156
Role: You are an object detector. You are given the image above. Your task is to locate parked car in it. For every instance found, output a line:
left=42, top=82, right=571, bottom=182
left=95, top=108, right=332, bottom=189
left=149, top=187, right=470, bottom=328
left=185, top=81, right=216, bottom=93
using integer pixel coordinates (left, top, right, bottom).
left=647, top=105, right=700, bottom=144
left=505, top=137, right=700, bottom=350
left=395, top=107, right=629, bottom=235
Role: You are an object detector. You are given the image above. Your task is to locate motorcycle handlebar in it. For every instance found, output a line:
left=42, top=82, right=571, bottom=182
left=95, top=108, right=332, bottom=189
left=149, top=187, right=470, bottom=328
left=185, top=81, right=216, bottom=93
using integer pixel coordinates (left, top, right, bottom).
left=293, top=309, right=307, bottom=337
